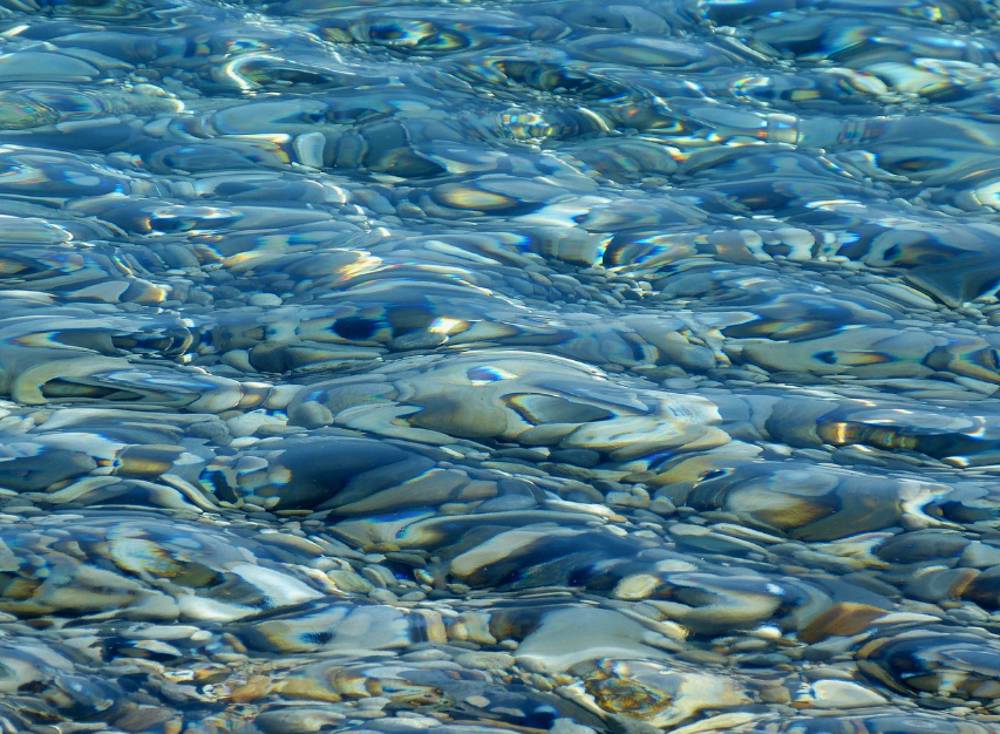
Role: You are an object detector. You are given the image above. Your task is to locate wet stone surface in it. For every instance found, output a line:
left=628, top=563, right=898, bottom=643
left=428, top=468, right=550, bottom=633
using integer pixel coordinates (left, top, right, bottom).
left=0, top=0, right=1000, bottom=731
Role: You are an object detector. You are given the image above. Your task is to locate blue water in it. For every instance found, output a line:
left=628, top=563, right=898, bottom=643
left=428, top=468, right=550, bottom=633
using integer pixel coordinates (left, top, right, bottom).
left=0, top=0, right=999, bottom=731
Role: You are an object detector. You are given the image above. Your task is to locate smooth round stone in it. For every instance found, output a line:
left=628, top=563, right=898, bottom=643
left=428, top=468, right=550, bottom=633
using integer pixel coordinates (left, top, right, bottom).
left=249, top=293, right=283, bottom=307
left=455, top=651, right=516, bottom=671
left=794, top=678, right=888, bottom=708
left=0, top=52, right=100, bottom=82
left=0, top=91, right=60, bottom=129
left=858, top=627, right=1000, bottom=702
left=256, top=708, right=345, bottom=733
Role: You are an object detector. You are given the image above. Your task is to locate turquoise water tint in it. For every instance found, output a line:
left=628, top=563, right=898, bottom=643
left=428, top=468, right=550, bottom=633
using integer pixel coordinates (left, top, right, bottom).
left=0, top=0, right=999, bottom=732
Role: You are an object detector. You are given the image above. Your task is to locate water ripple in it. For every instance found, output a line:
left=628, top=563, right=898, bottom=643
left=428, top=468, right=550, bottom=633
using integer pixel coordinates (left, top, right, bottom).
left=0, top=0, right=999, bottom=732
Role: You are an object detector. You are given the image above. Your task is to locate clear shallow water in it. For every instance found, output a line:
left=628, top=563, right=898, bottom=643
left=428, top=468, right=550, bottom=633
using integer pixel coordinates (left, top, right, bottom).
left=1, top=0, right=1000, bottom=731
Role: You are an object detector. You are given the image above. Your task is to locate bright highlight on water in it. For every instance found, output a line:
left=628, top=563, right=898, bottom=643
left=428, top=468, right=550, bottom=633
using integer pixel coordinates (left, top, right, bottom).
left=0, top=0, right=999, bottom=732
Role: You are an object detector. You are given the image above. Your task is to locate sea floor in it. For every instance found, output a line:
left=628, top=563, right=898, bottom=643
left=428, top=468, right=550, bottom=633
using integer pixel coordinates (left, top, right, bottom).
left=0, top=0, right=999, bottom=732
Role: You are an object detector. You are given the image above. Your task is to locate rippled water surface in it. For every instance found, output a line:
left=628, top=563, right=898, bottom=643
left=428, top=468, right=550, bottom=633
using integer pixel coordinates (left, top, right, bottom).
left=2, top=0, right=1000, bottom=731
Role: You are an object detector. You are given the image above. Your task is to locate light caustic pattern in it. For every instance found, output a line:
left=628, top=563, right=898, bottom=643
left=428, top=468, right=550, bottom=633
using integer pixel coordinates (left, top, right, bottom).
left=0, top=0, right=1000, bottom=732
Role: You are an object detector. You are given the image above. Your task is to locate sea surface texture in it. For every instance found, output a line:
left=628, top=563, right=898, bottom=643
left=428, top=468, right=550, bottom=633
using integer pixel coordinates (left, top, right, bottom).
left=2, top=0, right=1000, bottom=732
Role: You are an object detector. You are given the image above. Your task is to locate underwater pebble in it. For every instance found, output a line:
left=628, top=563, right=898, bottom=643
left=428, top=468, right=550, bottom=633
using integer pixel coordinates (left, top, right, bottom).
left=0, top=1, right=998, bottom=731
